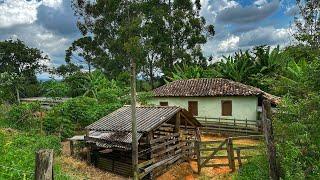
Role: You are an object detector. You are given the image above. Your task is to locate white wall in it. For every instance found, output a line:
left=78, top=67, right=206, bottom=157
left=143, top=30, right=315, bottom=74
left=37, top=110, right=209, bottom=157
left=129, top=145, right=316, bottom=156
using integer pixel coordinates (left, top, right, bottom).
left=149, top=96, right=258, bottom=120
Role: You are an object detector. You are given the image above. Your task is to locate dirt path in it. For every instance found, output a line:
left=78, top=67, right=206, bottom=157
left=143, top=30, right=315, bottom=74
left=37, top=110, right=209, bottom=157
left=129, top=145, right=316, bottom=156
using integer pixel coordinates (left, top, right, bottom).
left=57, top=134, right=261, bottom=180
left=56, top=156, right=125, bottom=180
left=157, top=134, right=262, bottom=180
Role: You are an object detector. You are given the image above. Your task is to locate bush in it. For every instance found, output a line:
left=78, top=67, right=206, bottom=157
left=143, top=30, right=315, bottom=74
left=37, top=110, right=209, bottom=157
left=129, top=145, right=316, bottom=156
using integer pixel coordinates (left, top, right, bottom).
left=41, top=80, right=69, bottom=98
left=233, top=155, right=269, bottom=180
left=4, top=102, right=41, bottom=131
left=274, top=95, right=320, bottom=179
left=0, top=129, right=69, bottom=179
left=44, top=96, right=122, bottom=139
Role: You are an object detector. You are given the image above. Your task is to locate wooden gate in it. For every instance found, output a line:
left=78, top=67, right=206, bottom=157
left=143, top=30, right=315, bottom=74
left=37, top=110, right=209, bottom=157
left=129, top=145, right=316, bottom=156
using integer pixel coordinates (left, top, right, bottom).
left=195, top=135, right=264, bottom=173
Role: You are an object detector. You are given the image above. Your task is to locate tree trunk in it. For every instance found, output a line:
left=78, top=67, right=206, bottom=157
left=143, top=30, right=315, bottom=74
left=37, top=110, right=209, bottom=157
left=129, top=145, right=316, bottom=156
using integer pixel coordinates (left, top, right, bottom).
left=130, top=58, right=138, bottom=180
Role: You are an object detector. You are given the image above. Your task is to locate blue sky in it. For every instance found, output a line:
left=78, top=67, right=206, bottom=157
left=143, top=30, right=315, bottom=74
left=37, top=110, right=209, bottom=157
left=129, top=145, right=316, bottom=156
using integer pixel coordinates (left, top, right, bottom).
left=0, top=0, right=297, bottom=79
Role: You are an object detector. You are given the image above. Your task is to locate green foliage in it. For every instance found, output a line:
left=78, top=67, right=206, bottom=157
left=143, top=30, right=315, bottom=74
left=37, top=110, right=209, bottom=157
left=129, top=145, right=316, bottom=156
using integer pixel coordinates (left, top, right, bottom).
left=4, top=102, right=41, bottom=131
left=294, top=0, right=320, bottom=48
left=0, top=39, right=48, bottom=102
left=41, top=80, right=69, bottom=98
left=55, top=63, right=82, bottom=77
left=275, top=95, right=320, bottom=179
left=212, top=50, right=255, bottom=84
left=44, top=96, right=123, bottom=139
left=233, top=155, right=269, bottom=180
left=0, top=129, right=69, bottom=179
left=63, top=71, right=88, bottom=97
left=166, top=63, right=213, bottom=81
left=67, top=0, right=214, bottom=82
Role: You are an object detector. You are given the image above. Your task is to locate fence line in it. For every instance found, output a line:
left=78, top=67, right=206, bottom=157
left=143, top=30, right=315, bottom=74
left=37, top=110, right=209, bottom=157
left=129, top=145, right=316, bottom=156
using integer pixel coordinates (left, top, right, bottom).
left=196, top=116, right=262, bottom=135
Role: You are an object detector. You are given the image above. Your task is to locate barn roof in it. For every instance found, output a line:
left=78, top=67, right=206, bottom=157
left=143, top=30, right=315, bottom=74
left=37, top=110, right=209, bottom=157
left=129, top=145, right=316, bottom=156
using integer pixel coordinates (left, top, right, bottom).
left=153, top=78, right=280, bottom=104
left=86, top=106, right=200, bottom=133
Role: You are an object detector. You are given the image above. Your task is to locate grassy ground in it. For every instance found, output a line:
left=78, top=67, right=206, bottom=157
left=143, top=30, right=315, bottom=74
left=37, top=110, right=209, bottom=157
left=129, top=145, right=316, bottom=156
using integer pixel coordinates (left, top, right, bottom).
left=0, top=127, right=124, bottom=180
left=0, top=120, right=263, bottom=180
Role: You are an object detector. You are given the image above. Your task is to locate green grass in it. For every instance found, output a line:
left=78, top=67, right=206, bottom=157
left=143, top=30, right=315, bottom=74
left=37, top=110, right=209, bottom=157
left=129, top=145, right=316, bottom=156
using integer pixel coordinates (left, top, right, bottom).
left=233, top=155, right=268, bottom=180
left=0, top=128, right=71, bottom=180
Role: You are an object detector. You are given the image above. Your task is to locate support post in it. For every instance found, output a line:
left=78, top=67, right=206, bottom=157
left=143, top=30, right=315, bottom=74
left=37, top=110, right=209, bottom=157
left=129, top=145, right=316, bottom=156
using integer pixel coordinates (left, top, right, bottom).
left=227, top=138, right=235, bottom=172
left=218, top=118, right=221, bottom=134
left=16, top=87, right=20, bottom=104
left=87, top=145, right=91, bottom=164
left=204, top=116, right=207, bottom=134
left=236, top=148, right=242, bottom=168
left=130, top=57, right=138, bottom=180
left=245, top=118, right=248, bottom=135
left=195, top=140, right=201, bottom=174
left=70, top=140, right=74, bottom=156
left=35, top=149, right=53, bottom=180
left=262, top=100, right=279, bottom=180
left=174, top=112, right=181, bottom=133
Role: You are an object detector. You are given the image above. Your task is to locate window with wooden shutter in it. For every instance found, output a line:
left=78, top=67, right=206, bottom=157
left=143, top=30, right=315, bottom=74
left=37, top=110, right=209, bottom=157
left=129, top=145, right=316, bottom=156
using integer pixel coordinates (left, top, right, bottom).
left=221, top=100, right=232, bottom=116
left=159, top=102, right=168, bottom=106
left=188, top=101, right=198, bottom=116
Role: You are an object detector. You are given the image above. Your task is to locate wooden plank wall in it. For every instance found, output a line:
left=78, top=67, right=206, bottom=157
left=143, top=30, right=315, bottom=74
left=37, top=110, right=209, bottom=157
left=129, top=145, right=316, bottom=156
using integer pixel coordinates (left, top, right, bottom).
left=138, top=125, right=197, bottom=179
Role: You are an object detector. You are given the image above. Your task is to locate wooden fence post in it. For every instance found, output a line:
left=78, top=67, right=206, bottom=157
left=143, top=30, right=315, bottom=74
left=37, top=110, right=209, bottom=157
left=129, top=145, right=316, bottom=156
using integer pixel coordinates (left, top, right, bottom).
left=70, top=140, right=74, bottom=156
left=195, top=140, right=201, bottom=174
left=35, top=149, right=53, bottom=180
left=262, top=100, right=280, bottom=180
left=236, top=148, right=242, bottom=167
left=204, top=116, right=208, bottom=134
left=227, top=138, right=235, bottom=172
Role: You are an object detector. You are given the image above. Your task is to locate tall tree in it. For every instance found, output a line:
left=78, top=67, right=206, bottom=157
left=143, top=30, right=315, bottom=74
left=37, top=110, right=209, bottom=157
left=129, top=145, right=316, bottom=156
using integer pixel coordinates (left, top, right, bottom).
left=0, top=39, right=49, bottom=102
left=294, top=0, right=320, bottom=48
left=69, top=0, right=214, bottom=85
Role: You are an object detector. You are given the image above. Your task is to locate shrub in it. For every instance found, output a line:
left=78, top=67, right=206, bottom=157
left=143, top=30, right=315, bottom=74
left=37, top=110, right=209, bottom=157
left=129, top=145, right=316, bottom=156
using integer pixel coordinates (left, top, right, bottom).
left=274, top=95, right=320, bottom=179
left=44, top=96, right=122, bottom=139
left=4, top=102, right=41, bottom=131
left=0, top=129, right=69, bottom=179
left=233, top=155, right=269, bottom=180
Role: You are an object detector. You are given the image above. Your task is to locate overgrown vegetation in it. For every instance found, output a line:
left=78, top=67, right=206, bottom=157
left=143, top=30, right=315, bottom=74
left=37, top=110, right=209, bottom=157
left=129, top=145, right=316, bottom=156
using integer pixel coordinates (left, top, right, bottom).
left=0, top=129, right=69, bottom=179
left=0, top=0, right=319, bottom=179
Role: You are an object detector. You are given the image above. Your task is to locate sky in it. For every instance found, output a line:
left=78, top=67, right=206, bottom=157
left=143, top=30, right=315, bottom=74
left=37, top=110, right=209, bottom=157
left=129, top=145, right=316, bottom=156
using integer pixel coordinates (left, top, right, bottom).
left=0, top=0, right=298, bottom=80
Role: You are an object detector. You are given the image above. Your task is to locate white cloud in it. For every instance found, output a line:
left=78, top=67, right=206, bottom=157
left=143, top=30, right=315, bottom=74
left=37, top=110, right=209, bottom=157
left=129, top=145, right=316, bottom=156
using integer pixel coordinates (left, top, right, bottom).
left=254, top=0, right=268, bottom=6
left=203, top=26, right=292, bottom=61
left=218, top=35, right=240, bottom=53
left=200, top=0, right=238, bottom=24
left=216, top=0, right=280, bottom=24
left=0, top=0, right=64, bottom=28
left=42, top=0, right=63, bottom=9
left=239, top=26, right=291, bottom=47
left=0, top=0, right=39, bottom=28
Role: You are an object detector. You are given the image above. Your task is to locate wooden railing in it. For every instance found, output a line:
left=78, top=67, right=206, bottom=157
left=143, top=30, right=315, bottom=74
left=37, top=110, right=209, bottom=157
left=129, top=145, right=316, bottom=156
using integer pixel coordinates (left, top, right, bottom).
left=195, top=135, right=264, bottom=173
left=196, top=117, right=262, bottom=135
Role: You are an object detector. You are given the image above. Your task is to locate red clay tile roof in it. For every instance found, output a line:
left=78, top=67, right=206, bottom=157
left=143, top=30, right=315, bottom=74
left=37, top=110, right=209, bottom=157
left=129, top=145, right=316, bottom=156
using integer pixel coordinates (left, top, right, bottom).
left=153, top=78, right=281, bottom=104
left=153, top=78, right=262, bottom=97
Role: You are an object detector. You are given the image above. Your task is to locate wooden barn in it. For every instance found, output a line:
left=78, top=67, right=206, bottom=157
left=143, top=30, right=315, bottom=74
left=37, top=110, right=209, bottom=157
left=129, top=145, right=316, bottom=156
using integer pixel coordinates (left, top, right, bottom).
left=84, top=105, right=201, bottom=179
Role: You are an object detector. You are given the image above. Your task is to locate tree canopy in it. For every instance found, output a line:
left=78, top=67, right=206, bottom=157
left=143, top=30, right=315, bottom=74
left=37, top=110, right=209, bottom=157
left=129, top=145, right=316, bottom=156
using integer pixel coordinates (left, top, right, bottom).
left=66, top=0, right=214, bottom=87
